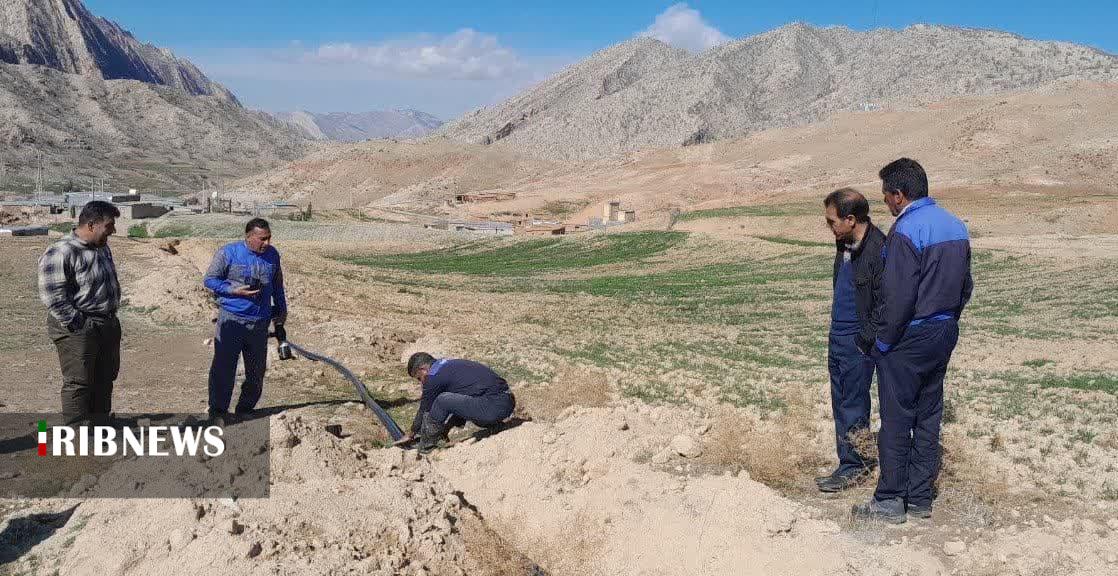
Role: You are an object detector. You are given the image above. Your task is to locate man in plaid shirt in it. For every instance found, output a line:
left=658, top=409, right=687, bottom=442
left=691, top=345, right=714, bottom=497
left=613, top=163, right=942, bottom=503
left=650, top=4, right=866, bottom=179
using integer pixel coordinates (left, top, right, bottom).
left=37, top=201, right=122, bottom=424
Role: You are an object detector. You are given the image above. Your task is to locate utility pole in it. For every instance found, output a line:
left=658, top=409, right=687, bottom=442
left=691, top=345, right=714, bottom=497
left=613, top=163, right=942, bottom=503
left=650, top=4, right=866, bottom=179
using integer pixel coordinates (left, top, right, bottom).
left=35, top=150, right=44, bottom=200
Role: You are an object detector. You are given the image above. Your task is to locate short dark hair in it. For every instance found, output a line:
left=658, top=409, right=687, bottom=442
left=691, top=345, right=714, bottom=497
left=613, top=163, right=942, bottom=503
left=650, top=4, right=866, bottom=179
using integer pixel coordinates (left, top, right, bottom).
left=77, top=201, right=120, bottom=227
left=878, top=158, right=928, bottom=200
left=407, top=352, right=435, bottom=377
left=823, top=187, right=870, bottom=223
left=245, top=217, right=270, bottom=234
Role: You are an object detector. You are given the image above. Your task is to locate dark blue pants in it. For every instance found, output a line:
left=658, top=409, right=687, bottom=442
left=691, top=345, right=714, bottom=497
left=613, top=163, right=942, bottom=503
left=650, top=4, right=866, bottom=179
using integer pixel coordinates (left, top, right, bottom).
left=828, top=331, right=875, bottom=477
left=873, top=319, right=959, bottom=508
left=430, top=392, right=514, bottom=428
left=208, top=312, right=270, bottom=414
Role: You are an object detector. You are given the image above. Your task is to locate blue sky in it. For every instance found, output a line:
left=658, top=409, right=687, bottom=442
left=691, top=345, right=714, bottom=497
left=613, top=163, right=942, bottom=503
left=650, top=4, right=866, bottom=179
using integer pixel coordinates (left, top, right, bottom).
left=85, top=1, right=1118, bottom=119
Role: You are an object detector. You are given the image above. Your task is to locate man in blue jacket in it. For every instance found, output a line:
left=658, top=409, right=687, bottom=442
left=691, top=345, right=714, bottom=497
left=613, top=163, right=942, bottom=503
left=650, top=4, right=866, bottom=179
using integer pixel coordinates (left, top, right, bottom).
left=203, top=218, right=288, bottom=420
left=853, top=158, right=972, bottom=524
left=399, top=352, right=516, bottom=453
left=817, top=188, right=886, bottom=493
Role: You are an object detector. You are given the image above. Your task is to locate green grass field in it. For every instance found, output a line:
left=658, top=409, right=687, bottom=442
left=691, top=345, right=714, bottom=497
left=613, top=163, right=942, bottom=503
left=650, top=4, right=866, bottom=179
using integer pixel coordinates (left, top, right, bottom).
left=346, top=228, right=1118, bottom=423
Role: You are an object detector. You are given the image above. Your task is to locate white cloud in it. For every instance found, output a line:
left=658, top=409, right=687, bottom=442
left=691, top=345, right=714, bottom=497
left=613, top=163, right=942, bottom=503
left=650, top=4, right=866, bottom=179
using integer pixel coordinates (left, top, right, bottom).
left=304, top=28, right=523, bottom=80
left=640, top=3, right=730, bottom=53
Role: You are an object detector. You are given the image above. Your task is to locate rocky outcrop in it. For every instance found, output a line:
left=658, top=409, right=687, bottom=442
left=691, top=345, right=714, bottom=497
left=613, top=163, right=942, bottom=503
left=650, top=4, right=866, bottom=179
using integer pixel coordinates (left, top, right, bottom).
left=0, top=0, right=234, bottom=99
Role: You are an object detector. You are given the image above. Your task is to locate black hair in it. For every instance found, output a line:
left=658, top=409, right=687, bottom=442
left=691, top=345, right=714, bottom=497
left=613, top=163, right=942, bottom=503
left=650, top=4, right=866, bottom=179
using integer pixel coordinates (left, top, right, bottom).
left=245, top=217, right=270, bottom=234
left=407, top=352, right=435, bottom=377
left=823, top=187, right=870, bottom=223
left=77, top=201, right=120, bottom=227
left=878, top=158, right=929, bottom=200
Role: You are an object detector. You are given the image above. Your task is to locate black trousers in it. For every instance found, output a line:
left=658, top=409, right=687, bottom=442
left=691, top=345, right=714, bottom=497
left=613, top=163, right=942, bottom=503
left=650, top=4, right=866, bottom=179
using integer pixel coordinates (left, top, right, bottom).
left=48, top=314, right=121, bottom=424
left=828, top=331, right=874, bottom=476
left=872, top=319, right=959, bottom=508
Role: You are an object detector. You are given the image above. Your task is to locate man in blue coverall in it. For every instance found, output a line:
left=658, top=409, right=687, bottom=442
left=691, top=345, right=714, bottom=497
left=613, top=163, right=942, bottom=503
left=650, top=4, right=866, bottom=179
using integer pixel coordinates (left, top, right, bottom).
left=398, top=352, right=516, bottom=453
left=853, top=158, right=973, bottom=524
left=203, top=218, right=288, bottom=421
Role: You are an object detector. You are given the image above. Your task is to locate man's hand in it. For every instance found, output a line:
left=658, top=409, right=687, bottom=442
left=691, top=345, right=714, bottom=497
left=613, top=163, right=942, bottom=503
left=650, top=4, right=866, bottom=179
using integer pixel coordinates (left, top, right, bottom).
left=393, top=434, right=415, bottom=447
left=274, top=323, right=287, bottom=342
left=229, top=286, right=260, bottom=297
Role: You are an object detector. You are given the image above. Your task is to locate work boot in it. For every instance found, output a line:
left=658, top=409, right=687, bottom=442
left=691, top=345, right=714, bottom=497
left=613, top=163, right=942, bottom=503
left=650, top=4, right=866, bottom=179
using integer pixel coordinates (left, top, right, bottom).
left=851, top=498, right=906, bottom=524
left=418, top=413, right=448, bottom=454
left=817, top=472, right=867, bottom=493
left=814, top=471, right=838, bottom=485
left=906, top=503, right=933, bottom=519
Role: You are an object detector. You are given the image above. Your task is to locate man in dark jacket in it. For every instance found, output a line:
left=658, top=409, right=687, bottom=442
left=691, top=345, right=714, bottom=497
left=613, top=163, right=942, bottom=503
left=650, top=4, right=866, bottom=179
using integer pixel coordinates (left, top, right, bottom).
left=853, top=158, right=973, bottom=524
left=816, top=188, right=887, bottom=493
left=398, top=352, right=516, bottom=452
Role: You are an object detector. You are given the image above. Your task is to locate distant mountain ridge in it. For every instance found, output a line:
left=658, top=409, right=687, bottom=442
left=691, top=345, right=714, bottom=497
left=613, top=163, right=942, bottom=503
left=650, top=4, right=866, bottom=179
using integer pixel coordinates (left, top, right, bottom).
left=437, top=23, right=1118, bottom=160
left=275, top=109, right=444, bottom=142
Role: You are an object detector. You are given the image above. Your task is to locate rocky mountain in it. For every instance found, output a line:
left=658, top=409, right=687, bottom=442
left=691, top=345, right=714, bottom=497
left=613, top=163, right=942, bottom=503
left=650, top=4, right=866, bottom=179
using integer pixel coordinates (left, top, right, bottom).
left=437, top=23, right=1118, bottom=160
left=275, top=109, right=443, bottom=142
left=0, top=0, right=306, bottom=192
left=0, top=0, right=233, bottom=99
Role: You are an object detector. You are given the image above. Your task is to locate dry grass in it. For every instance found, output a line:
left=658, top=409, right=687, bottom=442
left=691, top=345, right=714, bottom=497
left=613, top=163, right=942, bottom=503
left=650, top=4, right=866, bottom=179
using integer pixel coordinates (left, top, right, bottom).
left=848, top=427, right=879, bottom=466
left=524, top=512, right=606, bottom=576
left=702, top=397, right=830, bottom=490
left=460, top=515, right=546, bottom=576
left=516, top=363, right=613, bottom=421
left=1098, top=430, right=1118, bottom=451
left=851, top=419, right=1013, bottom=515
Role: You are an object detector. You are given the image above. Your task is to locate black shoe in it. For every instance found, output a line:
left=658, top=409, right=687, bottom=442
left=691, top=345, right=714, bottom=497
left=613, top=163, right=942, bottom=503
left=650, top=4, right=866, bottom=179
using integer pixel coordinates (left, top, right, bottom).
left=906, top=504, right=932, bottom=519
left=852, top=499, right=906, bottom=524
left=418, top=413, right=448, bottom=454
left=817, top=474, right=860, bottom=493
left=818, top=468, right=871, bottom=492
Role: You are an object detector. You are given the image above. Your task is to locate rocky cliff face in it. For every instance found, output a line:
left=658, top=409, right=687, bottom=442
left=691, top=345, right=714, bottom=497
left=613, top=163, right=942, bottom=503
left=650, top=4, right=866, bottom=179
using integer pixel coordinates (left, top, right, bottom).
left=0, top=0, right=234, bottom=99
left=0, top=0, right=306, bottom=192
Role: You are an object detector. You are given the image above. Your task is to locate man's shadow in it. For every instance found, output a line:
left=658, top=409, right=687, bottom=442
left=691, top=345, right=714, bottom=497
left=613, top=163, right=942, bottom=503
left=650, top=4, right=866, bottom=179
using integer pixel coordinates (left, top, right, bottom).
left=0, top=506, right=78, bottom=564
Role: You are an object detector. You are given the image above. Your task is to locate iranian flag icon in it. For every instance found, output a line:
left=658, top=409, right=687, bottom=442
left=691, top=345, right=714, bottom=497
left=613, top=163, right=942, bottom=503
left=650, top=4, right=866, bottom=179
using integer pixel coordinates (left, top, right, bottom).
left=38, top=420, right=47, bottom=456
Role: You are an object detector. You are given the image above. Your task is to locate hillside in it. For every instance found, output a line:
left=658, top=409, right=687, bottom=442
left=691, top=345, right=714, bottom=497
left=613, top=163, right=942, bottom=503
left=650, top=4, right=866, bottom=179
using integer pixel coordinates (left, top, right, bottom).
left=437, top=23, right=1118, bottom=160
left=0, top=0, right=307, bottom=192
left=276, top=109, right=443, bottom=142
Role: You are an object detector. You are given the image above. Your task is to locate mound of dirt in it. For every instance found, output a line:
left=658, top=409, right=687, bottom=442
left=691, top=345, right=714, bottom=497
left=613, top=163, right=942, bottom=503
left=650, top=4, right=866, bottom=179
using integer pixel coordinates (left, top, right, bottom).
left=433, top=403, right=945, bottom=575
left=2, top=408, right=533, bottom=576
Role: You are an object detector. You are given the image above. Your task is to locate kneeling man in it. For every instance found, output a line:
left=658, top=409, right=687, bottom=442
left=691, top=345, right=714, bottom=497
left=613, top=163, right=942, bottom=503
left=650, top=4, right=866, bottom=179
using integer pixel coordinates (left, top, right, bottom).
left=400, top=352, right=515, bottom=452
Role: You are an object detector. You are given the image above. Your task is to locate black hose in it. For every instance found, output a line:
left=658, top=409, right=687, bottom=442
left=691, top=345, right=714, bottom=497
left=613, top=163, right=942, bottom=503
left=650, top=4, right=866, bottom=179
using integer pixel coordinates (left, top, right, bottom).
left=285, top=340, right=406, bottom=441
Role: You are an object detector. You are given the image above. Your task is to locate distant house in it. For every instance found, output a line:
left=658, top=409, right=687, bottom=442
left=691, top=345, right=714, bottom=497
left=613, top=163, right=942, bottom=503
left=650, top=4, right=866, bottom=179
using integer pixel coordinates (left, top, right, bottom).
left=454, top=192, right=517, bottom=204
left=118, top=203, right=171, bottom=220
left=427, top=220, right=513, bottom=236
left=0, top=199, right=66, bottom=215
left=65, top=192, right=141, bottom=208
left=523, top=223, right=566, bottom=236
left=602, top=200, right=636, bottom=224
left=0, top=226, right=48, bottom=237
